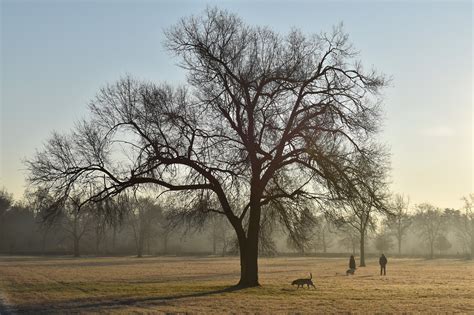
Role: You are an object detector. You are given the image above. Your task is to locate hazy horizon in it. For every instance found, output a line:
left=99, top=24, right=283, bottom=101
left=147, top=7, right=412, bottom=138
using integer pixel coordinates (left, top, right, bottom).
left=1, top=0, right=472, bottom=209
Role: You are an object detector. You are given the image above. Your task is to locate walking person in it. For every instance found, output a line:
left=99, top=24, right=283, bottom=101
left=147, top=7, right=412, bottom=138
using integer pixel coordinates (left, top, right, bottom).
left=349, top=255, right=356, bottom=270
left=379, top=253, right=388, bottom=276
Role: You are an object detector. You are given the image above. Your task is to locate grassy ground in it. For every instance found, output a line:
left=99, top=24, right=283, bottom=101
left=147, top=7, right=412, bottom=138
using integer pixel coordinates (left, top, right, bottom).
left=0, top=255, right=472, bottom=313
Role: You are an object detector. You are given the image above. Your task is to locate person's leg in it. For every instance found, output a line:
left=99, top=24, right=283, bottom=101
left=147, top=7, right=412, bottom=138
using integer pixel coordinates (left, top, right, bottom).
left=380, top=266, right=382, bottom=275
left=383, top=266, right=386, bottom=275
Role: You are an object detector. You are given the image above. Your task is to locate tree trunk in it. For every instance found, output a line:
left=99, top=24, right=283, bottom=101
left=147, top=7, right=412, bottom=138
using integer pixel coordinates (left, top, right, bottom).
left=237, top=203, right=261, bottom=287
left=398, top=236, right=402, bottom=255
left=397, top=222, right=402, bottom=255
left=237, top=237, right=259, bottom=287
left=73, top=237, right=80, bottom=257
left=468, top=228, right=474, bottom=259
left=213, top=233, right=217, bottom=255
left=429, top=241, right=434, bottom=259
left=221, top=239, right=227, bottom=257
left=471, top=221, right=474, bottom=258
left=41, top=230, right=48, bottom=255
left=102, top=232, right=108, bottom=255
left=137, top=246, right=143, bottom=258
left=359, top=232, right=366, bottom=267
left=163, top=234, right=168, bottom=254
left=112, top=225, right=117, bottom=253
left=147, top=235, right=150, bottom=255
left=322, top=232, right=327, bottom=253
left=95, top=230, right=101, bottom=255
left=137, top=233, right=144, bottom=258
left=469, top=232, right=474, bottom=259
left=72, top=213, right=80, bottom=257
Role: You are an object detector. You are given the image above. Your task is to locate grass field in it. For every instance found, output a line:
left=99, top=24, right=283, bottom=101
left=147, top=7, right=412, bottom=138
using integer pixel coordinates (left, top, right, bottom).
left=0, top=255, right=472, bottom=313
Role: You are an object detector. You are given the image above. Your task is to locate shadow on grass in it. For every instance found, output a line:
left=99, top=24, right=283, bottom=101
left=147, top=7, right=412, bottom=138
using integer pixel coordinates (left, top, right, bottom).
left=15, top=285, right=245, bottom=314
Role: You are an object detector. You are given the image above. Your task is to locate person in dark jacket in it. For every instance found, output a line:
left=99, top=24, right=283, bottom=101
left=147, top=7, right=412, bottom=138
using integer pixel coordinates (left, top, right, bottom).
left=379, top=253, right=388, bottom=275
left=349, top=255, right=356, bottom=270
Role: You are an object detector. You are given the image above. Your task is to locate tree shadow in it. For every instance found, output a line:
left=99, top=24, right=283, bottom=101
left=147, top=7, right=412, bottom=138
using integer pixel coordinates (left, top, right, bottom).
left=17, top=285, right=245, bottom=313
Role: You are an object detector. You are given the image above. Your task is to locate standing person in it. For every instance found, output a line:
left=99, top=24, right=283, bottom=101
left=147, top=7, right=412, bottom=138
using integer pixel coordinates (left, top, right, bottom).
left=379, top=253, right=388, bottom=276
left=349, top=255, right=356, bottom=270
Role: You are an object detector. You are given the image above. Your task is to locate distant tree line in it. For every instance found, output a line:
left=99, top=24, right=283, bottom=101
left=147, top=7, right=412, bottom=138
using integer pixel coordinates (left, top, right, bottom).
left=0, top=188, right=176, bottom=257
left=1, top=188, right=472, bottom=260
left=285, top=193, right=474, bottom=260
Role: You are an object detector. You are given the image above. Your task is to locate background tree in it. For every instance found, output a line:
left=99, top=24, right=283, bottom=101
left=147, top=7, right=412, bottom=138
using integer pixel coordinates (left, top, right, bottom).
left=0, top=189, right=12, bottom=217
left=285, top=208, right=318, bottom=254
left=414, top=203, right=447, bottom=259
left=374, top=229, right=394, bottom=253
left=126, top=196, right=163, bottom=258
left=1, top=202, right=37, bottom=254
left=312, top=215, right=334, bottom=253
left=209, top=214, right=222, bottom=255
left=212, top=216, right=234, bottom=256
left=434, top=234, right=452, bottom=255
left=28, top=188, right=61, bottom=254
left=67, top=201, right=92, bottom=257
left=386, top=194, right=411, bottom=254
left=258, top=211, right=278, bottom=256
left=336, top=156, right=390, bottom=266
left=337, top=224, right=359, bottom=254
left=456, top=194, right=474, bottom=258
left=48, top=193, right=94, bottom=257
left=160, top=220, right=172, bottom=255
left=109, top=193, right=136, bottom=253
left=26, top=8, right=388, bottom=287
left=0, top=189, right=13, bottom=250
left=209, top=208, right=239, bottom=256
left=92, top=202, right=110, bottom=255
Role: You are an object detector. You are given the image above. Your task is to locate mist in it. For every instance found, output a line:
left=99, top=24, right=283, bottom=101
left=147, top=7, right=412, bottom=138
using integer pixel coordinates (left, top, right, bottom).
left=1, top=189, right=471, bottom=260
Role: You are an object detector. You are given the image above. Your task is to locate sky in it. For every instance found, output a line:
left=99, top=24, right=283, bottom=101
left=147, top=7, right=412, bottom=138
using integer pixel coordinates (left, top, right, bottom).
left=1, top=0, right=472, bottom=209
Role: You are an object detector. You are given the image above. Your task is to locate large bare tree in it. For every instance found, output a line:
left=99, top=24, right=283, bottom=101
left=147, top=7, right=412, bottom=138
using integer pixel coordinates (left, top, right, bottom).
left=26, top=8, right=388, bottom=287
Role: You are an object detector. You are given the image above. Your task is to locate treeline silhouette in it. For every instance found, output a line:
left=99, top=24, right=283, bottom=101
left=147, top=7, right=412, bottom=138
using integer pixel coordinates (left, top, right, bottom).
left=1, top=189, right=472, bottom=259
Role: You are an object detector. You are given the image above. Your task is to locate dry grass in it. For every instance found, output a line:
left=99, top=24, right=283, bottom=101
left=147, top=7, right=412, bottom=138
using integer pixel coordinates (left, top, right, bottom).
left=0, top=255, right=472, bottom=313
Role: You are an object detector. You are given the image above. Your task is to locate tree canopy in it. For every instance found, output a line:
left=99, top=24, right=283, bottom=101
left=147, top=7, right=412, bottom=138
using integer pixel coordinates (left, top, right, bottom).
left=26, top=8, right=389, bottom=287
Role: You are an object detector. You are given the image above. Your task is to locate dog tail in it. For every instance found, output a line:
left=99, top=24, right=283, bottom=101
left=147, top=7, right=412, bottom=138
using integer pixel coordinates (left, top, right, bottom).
left=310, top=272, right=312, bottom=279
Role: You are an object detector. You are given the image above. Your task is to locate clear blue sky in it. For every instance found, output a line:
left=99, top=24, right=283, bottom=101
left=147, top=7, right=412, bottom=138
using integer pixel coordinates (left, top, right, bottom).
left=1, top=0, right=472, bottom=209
